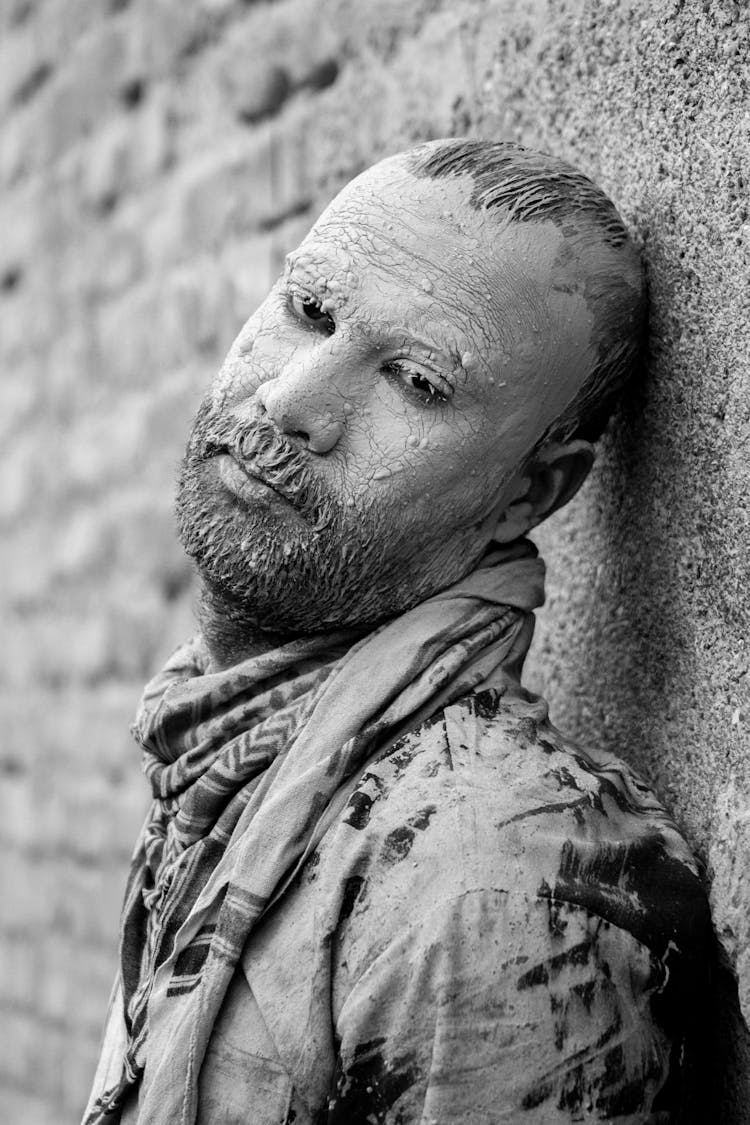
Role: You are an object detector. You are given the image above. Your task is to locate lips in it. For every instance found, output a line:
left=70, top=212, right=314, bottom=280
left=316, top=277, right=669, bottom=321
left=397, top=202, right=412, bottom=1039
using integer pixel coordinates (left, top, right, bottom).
left=218, top=452, right=283, bottom=499
left=238, top=455, right=289, bottom=499
left=215, top=452, right=310, bottom=523
left=193, top=405, right=325, bottom=528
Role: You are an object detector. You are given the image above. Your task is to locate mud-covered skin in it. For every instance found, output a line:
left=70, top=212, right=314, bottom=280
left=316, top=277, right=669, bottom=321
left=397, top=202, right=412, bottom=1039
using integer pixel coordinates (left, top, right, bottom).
left=173, top=152, right=645, bottom=662
left=196, top=688, right=710, bottom=1124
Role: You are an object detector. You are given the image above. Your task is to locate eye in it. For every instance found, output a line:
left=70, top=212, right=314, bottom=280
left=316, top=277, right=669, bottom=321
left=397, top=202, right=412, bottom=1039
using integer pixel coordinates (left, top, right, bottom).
left=289, top=291, right=335, bottom=335
left=382, top=360, right=451, bottom=406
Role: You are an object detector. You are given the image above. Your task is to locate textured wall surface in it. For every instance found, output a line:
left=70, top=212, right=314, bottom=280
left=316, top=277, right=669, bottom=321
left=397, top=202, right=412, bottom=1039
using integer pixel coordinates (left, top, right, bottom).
left=1, top=0, right=748, bottom=1121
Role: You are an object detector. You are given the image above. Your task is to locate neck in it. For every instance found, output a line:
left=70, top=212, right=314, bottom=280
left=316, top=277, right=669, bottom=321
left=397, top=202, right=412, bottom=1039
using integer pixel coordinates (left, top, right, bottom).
left=199, top=582, right=296, bottom=670
left=199, top=579, right=401, bottom=671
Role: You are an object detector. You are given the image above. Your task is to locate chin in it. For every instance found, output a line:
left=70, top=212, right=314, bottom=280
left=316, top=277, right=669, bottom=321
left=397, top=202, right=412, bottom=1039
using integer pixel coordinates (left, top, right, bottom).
left=177, top=450, right=474, bottom=638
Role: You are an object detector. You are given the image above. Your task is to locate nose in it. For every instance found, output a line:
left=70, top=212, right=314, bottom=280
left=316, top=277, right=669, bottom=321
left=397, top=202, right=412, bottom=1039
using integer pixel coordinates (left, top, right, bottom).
left=253, top=342, right=350, bottom=454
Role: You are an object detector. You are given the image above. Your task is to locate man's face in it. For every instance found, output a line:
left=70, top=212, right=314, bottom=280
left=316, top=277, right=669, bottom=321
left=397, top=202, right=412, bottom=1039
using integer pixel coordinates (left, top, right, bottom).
left=176, top=159, right=596, bottom=634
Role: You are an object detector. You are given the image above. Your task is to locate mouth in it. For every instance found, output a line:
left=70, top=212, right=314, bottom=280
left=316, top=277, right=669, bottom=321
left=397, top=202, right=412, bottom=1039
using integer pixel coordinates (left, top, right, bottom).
left=215, top=452, right=309, bottom=522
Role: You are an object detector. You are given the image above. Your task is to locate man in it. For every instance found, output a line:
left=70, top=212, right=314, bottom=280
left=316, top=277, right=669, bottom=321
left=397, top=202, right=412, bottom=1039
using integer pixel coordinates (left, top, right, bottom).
left=84, top=139, right=710, bottom=1124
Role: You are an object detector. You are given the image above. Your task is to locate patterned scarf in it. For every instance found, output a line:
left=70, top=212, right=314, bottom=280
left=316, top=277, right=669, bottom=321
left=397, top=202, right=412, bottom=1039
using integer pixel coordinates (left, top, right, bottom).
left=85, top=541, right=545, bottom=1125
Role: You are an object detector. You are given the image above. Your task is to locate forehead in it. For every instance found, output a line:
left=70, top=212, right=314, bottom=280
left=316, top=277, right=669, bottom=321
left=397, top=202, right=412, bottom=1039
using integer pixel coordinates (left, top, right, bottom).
left=288, top=165, right=576, bottom=352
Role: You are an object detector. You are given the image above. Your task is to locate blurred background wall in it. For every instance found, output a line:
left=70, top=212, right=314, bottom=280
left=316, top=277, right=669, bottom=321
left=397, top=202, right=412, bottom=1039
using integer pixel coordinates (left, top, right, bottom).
left=1, top=0, right=748, bottom=1120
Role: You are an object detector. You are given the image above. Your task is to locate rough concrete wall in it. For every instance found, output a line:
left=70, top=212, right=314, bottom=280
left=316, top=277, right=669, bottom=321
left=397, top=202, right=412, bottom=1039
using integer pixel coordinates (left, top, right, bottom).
left=0, top=0, right=747, bottom=1121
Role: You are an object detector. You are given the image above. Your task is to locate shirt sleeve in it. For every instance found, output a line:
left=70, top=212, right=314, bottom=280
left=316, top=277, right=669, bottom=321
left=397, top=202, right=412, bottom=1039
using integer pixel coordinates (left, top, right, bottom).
left=327, top=888, right=674, bottom=1124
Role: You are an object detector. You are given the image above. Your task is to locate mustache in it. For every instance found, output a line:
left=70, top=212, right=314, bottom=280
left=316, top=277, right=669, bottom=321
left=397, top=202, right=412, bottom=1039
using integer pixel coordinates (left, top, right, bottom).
left=190, top=402, right=335, bottom=532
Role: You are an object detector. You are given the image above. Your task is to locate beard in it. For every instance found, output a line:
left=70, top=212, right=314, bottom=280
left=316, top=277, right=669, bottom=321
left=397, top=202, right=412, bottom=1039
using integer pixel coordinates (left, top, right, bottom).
left=175, top=397, right=441, bottom=640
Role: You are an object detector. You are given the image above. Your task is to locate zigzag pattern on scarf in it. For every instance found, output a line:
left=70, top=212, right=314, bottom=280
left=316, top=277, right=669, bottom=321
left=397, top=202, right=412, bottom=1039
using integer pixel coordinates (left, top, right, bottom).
left=112, top=650, right=342, bottom=1091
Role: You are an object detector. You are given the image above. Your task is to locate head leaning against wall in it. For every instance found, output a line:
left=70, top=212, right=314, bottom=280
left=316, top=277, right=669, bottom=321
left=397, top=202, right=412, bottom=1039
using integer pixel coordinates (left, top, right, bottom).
left=175, top=138, right=647, bottom=652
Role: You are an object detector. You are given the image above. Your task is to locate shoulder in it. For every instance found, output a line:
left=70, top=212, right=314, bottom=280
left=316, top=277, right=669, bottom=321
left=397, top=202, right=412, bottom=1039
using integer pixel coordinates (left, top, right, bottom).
left=314, top=687, right=711, bottom=1122
left=319, top=686, right=709, bottom=962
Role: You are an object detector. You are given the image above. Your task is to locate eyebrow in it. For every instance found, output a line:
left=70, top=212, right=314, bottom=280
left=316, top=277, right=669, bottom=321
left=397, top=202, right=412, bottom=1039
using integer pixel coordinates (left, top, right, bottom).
left=376, top=324, right=468, bottom=377
left=284, top=252, right=339, bottom=290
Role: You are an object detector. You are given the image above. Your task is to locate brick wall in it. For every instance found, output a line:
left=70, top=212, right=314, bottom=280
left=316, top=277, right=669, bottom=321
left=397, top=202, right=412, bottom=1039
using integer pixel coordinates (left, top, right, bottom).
left=1, top=1, right=747, bottom=1121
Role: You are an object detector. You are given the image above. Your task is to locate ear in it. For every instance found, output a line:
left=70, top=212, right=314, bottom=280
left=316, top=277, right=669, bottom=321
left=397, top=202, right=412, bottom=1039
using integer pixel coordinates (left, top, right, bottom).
left=493, top=440, right=595, bottom=543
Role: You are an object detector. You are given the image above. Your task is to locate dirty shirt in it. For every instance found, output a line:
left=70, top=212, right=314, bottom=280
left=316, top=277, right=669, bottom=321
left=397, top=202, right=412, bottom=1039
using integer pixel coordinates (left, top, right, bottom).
left=83, top=543, right=710, bottom=1124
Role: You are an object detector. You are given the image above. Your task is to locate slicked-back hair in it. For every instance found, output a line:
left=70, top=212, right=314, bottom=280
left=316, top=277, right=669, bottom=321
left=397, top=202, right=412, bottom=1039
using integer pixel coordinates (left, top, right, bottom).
left=408, top=139, right=647, bottom=447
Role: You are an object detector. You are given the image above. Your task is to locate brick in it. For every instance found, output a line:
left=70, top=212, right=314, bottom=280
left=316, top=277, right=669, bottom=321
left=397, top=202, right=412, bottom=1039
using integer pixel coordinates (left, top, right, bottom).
left=0, top=1007, right=37, bottom=1094
left=0, top=281, right=63, bottom=362
left=331, top=0, right=436, bottom=56
left=1, top=590, right=175, bottom=689
left=161, top=132, right=276, bottom=262
left=0, top=0, right=33, bottom=34
left=32, top=319, right=100, bottom=411
left=63, top=1033, right=102, bottom=1121
left=0, top=931, right=39, bottom=1011
left=69, top=935, right=120, bottom=1030
left=33, top=788, right=75, bottom=859
left=199, top=0, right=237, bottom=14
left=266, top=209, right=317, bottom=278
left=389, top=7, right=481, bottom=131
left=79, top=92, right=176, bottom=215
left=131, top=88, right=177, bottom=181
left=129, top=0, right=217, bottom=80
left=93, top=258, right=240, bottom=390
left=79, top=115, right=133, bottom=213
left=159, top=262, right=238, bottom=361
left=0, top=772, right=37, bottom=851
left=35, top=936, right=73, bottom=1024
left=66, top=773, right=133, bottom=865
left=220, top=53, right=290, bottom=126
left=2, top=525, right=57, bottom=608
left=65, top=19, right=136, bottom=119
left=106, top=774, right=150, bottom=860
left=2, top=685, right=139, bottom=776
left=217, top=0, right=344, bottom=100
left=5, top=20, right=138, bottom=178
left=139, top=113, right=313, bottom=272
left=107, top=485, right=187, bottom=581
left=59, top=856, right=127, bottom=946
left=0, top=1088, right=56, bottom=1125
left=0, top=21, right=51, bottom=113
left=59, top=397, right=148, bottom=491
left=99, top=590, right=187, bottom=683
left=271, top=67, right=392, bottom=200
left=88, top=283, right=157, bottom=388
left=61, top=220, right=144, bottom=302
left=16, top=1018, right=69, bottom=1101
left=222, top=232, right=277, bottom=319
left=0, top=362, right=40, bottom=443
left=23, top=72, right=99, bottom=175
left=35, top=0, right=113, bottom=59
left=4, top=607, right=110, bottom=686
left=0, top=108, right=29, bottom=185
left=0, top=430, right=45, bottom=525
left=52, top=504, right=118, bottom=583
left=0, top=849, right=58, bottom=931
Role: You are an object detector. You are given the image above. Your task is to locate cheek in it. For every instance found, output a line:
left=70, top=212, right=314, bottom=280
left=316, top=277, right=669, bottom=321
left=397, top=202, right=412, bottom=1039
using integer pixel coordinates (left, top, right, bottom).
left=210, top=311, right=292, bottom=407
left=352, top=380, right=471, bottom=472
left=411, top=430, right=509, bottom=527
left=370, top=439, right=496, bottom=532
